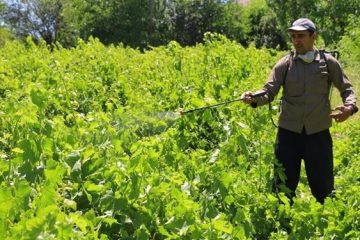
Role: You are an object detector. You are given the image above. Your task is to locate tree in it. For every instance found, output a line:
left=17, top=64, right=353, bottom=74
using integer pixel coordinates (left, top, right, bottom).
left=73, top=0, right=246, bottom=48
left=243, top=0, right=287, bottom=49
left=267, top=0, right=318, bottom=30
left=314, top=0, right=360, bottom=46
left=1, top=0, right=77, bottom=46
left=171, top=0, right=245, bottom=46
left=0, top=27, right=15, bottom=47
left=69, top=0, right=152, bottom=49
left=267, top=0, right=360, bottom=46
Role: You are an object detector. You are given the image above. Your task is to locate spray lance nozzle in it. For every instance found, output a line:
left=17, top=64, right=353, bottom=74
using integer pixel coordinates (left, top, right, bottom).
left=179, top=90, right=267, bottom=115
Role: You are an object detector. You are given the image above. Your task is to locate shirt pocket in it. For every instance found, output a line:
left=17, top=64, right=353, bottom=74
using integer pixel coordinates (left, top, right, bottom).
left=283, top=67, right=303, bottom=97
left=311, top=65, right=329, bottom=94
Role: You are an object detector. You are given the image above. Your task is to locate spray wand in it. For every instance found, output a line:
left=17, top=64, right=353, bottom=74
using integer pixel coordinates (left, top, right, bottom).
left=179, top=90, right=267, bottom=116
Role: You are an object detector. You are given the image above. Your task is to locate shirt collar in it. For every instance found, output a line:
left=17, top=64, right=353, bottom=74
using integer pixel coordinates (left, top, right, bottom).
left=293, top=50, right=321, bottom=62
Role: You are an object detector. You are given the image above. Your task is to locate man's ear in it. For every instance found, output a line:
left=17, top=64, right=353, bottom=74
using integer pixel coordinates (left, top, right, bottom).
left=312, top=32, right=317, bottom=40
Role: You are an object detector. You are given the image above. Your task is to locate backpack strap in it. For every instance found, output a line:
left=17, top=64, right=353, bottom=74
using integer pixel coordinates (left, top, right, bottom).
left=270, top=50, right=339, bottom=128
left=283, top=49, right=338, bottom=92
left=320, top=50, right=340, bottom=60
left=319, top=49, right=341, bottom=100
left=283, top=51, right=294, bottom=87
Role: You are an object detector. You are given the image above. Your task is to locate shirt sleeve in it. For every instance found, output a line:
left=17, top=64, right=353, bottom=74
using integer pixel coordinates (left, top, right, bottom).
left=253, top=55, right=289, bottom=107
left=327, top=54, right=357, bottom=110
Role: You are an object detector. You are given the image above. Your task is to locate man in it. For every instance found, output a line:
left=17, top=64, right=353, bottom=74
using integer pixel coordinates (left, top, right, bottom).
left=241, top=18, right=358, bottom=204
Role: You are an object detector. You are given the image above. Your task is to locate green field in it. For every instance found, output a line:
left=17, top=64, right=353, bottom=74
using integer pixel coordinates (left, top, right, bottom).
left=0, top=35, right=359, bottom=239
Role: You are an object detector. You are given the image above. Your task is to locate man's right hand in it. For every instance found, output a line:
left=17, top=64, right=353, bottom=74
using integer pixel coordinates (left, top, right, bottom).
left=241, top=91, right=255, bottom=104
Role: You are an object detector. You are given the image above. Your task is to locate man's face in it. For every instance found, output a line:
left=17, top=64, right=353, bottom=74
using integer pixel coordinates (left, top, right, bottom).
left=289, top=30, right=316, bottom=54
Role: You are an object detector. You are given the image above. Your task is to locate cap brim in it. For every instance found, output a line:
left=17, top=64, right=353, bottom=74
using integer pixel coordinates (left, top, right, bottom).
left=288, top=26, right=308, bottom=31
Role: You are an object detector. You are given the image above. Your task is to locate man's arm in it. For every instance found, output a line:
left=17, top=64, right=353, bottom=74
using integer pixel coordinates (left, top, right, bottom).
left=327, top=55, right=358, bottom=122
left=241, top=55, right=289, bottom=107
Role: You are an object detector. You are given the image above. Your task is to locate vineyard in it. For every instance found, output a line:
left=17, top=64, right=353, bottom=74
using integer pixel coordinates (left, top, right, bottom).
left=0, top=34, right=359, bottom=239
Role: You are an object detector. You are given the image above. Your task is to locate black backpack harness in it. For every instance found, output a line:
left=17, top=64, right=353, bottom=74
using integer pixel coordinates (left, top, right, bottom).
left=283, top=49, right=339, bottom=93
left=268, top=49, right=340, bottom=127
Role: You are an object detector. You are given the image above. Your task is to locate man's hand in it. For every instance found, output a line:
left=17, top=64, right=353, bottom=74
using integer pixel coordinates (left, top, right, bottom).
left=241, top=91, right=255, bottom=104
left=330, top=105, right=353, bottom=122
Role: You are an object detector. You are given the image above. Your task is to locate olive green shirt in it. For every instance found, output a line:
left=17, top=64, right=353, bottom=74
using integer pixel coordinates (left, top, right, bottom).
left=255, top=50, right=357, bottom=134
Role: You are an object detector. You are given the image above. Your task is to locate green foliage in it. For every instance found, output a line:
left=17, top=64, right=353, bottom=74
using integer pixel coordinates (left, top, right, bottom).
left=242, top=0, right=287, bottom=49
left=267, top=0, right=318, bottom=29
left=0, top=27, right=15, bottom=47
left=170, top=0, right=240, bottom=46
left=71, top=0, right=248, bottom=49
left=67, top=0, right=174, bottom=49
left=88, top=0, right=150, bottom=48
left=338, top=16, right=360, bottom=68
left=315, top=0, right=360, bottom=47
left=2, top=0, right=360, bottom=51
left=267, top=0, right=360, bottom=46
left=0, top=35, right=359, bottom=239
left=1, top=0, right=79, bottom=47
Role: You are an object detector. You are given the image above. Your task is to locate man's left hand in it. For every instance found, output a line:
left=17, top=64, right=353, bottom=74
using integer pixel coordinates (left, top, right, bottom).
left=330, top=105, right=353, bottom=122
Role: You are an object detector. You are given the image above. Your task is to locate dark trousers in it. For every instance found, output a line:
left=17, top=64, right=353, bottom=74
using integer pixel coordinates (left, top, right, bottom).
left=273, top=127, right=334, bottom=204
